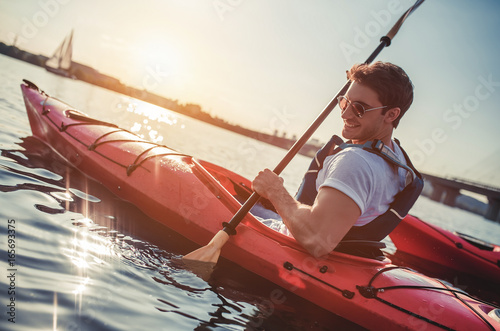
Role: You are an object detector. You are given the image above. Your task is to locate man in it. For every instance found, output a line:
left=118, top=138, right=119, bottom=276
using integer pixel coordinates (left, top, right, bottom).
left=252, top=61, right=419, bottom=258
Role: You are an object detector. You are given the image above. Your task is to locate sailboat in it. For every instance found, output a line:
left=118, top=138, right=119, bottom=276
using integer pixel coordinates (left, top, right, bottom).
left=45, top=30, right=74, bottom=78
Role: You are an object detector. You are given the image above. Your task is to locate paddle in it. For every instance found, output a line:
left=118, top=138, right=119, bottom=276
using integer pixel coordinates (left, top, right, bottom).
left=183, top=0, right=425, bottom=271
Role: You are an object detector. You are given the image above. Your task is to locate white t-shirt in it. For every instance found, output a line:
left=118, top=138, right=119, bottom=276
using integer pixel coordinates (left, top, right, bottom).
left=316, top=141, right=407, bottom=227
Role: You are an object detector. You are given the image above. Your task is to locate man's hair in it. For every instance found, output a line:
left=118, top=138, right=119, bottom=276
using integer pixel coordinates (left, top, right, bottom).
left=346, top=62, right=413, bottom=128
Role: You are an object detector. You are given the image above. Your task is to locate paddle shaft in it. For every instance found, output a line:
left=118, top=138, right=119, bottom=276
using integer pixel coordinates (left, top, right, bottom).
left=222, top=0, right=425, bottom=236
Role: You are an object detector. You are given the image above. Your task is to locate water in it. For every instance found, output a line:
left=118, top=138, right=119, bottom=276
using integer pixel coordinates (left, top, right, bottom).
left=1, top=54, right=500, bottom=330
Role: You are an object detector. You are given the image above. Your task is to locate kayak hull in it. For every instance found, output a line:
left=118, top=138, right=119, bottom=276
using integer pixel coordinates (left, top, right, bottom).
left=21, top=81, right=500, bottom=330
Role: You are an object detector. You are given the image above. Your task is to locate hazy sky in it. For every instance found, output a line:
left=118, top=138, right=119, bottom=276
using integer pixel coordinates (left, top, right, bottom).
left=1, top=0, right=499, bottom=186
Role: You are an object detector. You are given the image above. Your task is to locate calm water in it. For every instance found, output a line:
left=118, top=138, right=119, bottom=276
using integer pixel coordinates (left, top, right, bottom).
left=1, top=54, right=500, bottom=331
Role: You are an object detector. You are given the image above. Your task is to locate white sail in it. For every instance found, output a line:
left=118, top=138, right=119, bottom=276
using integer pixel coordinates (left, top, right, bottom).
left=45, top=38, right=65, bottom=69
left=45, top=30, right=73, bottom=76
left=59, top=30, right=73, bottom=70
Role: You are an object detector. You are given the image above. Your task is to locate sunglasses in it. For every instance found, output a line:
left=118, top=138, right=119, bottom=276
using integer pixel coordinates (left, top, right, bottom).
left=337, top=96, right=387, bottom=118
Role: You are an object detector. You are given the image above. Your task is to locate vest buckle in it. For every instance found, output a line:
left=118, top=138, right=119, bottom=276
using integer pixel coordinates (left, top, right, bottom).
left=372, top=140, right=385, bottom=152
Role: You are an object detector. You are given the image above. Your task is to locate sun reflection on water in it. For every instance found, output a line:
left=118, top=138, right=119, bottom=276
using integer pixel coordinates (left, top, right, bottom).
left=66, top=219, right=117, bottom=271
left=62, top=215, right=126, bottom=321
left=122, top=98, right=180, bottom=143
left=62, top=216, right=122, bottom=310
left=53, top=292, right=57, bottom=330
left=72, top=277, right=91, bottom=295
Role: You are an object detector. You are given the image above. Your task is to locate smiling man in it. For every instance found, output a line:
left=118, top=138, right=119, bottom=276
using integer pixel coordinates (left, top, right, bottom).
left=252, top=62, right=421, bottom=258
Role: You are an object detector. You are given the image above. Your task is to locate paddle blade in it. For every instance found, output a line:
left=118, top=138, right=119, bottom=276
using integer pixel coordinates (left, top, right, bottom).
left=183, top=230, right=230, bottom=264
left=181, top=259, right=216, bottom=281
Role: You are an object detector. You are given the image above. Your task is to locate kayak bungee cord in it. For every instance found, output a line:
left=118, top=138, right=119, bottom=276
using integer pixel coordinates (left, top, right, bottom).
left=37, top=90, right=192, bottom=177
left=442, top=281, right=498, bottom=331
left=283, top=262, right=355, bottom=299
left=58, top=114, right=119, bottom=131
left=283, top=263, right=499, bottom=331
left=360, top=266, right=499, bottom=331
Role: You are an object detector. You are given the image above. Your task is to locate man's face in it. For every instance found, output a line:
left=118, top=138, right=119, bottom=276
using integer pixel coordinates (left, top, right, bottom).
left=341, top=81, right=389, bottom=144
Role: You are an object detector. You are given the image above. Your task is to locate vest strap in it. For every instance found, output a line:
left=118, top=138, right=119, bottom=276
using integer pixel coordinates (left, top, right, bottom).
left=339, top=139, right=416, bottom=185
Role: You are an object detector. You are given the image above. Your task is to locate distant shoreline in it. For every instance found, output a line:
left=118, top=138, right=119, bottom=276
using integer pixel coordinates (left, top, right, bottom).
left=0, top=43, right=322, bottom=158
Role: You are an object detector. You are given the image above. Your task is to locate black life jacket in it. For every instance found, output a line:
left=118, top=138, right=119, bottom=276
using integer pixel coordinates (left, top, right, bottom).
left=295, top=135, right=423, bottom=245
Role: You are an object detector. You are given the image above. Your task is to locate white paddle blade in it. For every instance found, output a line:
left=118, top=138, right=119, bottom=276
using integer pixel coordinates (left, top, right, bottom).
left=183, top=230, right=230, bottom=264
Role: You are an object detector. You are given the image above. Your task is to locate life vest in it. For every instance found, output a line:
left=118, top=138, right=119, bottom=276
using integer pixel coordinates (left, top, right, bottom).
left=295, top=135, right=424, bottom=245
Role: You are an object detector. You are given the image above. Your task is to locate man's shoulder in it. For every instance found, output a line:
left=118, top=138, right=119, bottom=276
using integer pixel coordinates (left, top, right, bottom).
left=322, top=147, right=377, bottom=179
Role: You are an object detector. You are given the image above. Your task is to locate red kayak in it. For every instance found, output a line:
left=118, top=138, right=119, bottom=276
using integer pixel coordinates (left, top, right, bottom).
left=390, top=214, right=500, bottom=284
left=21, top=80, right=500, bottom=330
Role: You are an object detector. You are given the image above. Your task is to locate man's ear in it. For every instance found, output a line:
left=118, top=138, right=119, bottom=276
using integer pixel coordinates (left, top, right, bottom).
left=385, top=107, right=401, bottom=124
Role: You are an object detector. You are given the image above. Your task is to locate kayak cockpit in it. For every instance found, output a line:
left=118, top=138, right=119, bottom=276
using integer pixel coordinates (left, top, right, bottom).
left=196, top=159, right=390, bottom=263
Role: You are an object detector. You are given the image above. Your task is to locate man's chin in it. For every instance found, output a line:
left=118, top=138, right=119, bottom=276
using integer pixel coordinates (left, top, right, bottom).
left=341, top=127, right=357, bottom=139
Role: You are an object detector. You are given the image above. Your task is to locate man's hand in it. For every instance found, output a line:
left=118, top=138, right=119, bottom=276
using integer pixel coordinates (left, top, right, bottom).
left=252, top=168, right=285, bottom=200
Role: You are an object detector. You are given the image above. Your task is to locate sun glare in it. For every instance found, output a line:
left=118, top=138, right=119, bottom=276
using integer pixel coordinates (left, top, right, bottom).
left=130, top=38, right=181, bottom=89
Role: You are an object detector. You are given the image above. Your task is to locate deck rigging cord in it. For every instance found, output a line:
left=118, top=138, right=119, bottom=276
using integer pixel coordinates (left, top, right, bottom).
left=39, top=93, right=192, bottom=176
left=283, top=263, right=499, bottom=331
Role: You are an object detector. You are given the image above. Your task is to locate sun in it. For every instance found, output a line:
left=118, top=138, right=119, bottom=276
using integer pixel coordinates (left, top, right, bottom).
left=124, top=36, right=186, bottom=93
left=132, top=38, right=179, bottom=74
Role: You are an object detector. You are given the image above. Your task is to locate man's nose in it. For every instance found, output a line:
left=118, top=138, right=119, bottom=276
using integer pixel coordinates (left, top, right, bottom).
left=340, top=105, right=354, bottom=119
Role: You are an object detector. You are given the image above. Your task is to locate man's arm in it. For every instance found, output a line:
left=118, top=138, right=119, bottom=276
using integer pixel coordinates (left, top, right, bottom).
left=252, top=169, right=361, bottom=258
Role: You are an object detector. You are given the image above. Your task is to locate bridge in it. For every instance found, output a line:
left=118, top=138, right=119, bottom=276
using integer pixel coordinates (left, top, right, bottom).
left=422, top=173, right=500, bottom=222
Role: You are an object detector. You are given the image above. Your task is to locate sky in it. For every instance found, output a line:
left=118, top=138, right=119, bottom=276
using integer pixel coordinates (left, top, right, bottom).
left=1, top=0, right=499, bottom=186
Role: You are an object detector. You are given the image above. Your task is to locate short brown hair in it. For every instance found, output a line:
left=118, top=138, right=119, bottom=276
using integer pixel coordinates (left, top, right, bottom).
left=347, top=62, right=413, bottom=128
